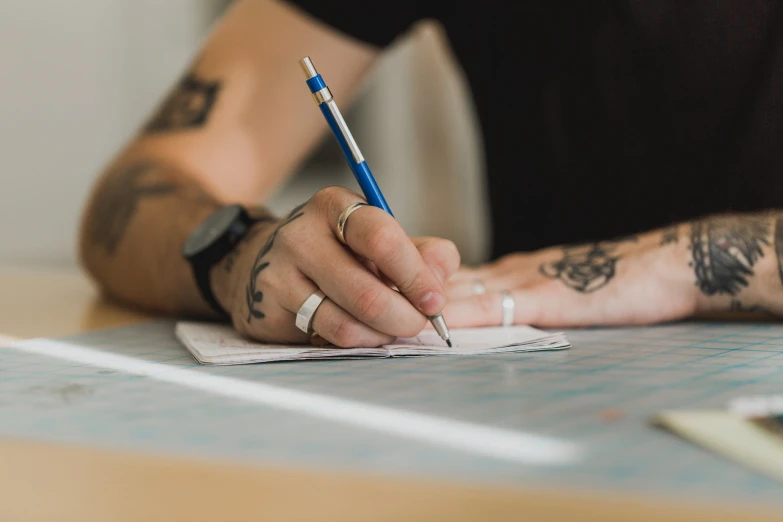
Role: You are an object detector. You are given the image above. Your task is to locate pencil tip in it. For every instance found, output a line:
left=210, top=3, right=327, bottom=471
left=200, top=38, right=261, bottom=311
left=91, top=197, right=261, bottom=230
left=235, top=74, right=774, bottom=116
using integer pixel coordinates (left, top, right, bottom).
left=446, top=339, right=453, bottom=348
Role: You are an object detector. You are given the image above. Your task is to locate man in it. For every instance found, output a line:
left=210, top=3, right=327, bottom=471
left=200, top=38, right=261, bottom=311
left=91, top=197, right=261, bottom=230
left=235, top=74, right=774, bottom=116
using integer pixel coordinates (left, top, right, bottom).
left=80, top=1, right=783, bottom=347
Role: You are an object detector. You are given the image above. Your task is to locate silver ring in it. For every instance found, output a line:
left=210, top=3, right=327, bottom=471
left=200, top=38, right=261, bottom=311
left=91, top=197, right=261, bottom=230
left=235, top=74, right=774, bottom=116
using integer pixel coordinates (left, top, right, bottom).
left=471, top=280, right=486, bottom=295
left=501, top=291, right=515, bottom=327
left=296, top=290, right=327, bottom=333
left=336, top=202, right=370, bottom=245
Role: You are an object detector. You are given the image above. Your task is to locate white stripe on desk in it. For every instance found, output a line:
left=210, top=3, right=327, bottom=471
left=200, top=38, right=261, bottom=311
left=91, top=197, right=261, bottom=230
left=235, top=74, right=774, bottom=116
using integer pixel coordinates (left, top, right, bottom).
left=5, top=338, right=580, bottom=465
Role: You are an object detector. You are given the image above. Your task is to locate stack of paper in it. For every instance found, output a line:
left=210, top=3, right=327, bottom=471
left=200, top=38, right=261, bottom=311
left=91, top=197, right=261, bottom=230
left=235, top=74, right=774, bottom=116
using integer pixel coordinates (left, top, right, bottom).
left=175, top=322, right=570, bottom=365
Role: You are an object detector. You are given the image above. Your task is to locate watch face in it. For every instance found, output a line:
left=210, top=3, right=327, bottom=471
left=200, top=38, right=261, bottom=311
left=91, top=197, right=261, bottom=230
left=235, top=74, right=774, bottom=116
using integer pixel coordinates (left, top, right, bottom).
left=183, top=205, right=243, bottom=258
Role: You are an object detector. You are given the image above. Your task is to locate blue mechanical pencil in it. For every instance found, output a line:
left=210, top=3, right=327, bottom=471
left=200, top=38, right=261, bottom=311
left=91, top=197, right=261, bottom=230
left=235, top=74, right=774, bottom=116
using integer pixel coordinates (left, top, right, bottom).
left=298, top=56, right=452, bottom=347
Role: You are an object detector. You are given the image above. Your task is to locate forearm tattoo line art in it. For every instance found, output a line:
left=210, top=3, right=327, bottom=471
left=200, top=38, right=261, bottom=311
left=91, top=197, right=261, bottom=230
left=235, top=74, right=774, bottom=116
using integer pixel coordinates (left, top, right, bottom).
left=90, top=162, right=177, bottom=255
left=145, top=73, right=221, bottom=133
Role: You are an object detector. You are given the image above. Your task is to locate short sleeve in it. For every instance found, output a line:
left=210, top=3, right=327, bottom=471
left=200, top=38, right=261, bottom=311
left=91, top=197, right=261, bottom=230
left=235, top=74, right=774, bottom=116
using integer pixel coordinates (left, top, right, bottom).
left=282, top=0, right=424, bottom=48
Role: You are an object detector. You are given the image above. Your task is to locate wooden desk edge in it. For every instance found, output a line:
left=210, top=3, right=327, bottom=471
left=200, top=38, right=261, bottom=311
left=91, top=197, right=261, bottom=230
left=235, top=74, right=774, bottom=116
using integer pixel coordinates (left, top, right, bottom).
left=1, top=438, right=779, bottom=522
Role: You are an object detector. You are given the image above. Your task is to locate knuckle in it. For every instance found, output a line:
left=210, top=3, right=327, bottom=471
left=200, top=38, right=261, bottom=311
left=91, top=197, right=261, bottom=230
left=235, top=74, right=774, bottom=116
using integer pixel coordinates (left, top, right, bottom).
left=418, top=238, right=460, bottom=274
left=353, top=284, right=387, bottom=321
left=397, top=270, right=429, bottom=296
left=438, top=239, right=461, bottom=262
left=332, top=318, right=360, bottom=347
left=314, top=186, right=345, bottom=209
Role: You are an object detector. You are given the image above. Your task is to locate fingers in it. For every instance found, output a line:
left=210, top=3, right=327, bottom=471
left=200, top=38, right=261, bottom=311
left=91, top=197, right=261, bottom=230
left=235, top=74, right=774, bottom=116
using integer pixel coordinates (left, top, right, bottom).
left=445, top=265, right=519, bottom=299
left=447, top=264, right=493, bottom=284
left=242, top=186, right=461, bottom=344
left=242, top=265, right=395, bottom=348
left=441, top=283, right=607, bottom=329
left=312, top=185, right=458, bottom=319
left=447, top=278, right=509, bottom=300
left=339, top=207, right=454, bottom=317
left=445, top=255, right=540, bottom=299
left=310, top=298, right=395, bottom=347
left=440, top=291, right=540, bottom=328
left=295, top=236, right=428, bottom=338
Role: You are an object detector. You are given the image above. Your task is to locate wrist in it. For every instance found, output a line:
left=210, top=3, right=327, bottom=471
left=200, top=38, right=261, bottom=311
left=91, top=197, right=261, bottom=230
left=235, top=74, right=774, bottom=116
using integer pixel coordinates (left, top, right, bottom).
left=651, top=224, right=704, bottom=316
left=211, top=220, right=277, bottom=320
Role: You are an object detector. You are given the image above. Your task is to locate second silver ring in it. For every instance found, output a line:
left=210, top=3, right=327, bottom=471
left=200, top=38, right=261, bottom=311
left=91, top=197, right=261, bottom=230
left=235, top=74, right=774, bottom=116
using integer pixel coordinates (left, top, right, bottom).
left=500, top=290, right=515, bottom=327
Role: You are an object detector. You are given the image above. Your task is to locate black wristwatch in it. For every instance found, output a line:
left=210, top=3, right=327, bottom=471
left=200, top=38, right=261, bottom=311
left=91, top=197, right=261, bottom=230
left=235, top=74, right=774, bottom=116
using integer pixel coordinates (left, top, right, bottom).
left=183, top=204, right=259, bottom=318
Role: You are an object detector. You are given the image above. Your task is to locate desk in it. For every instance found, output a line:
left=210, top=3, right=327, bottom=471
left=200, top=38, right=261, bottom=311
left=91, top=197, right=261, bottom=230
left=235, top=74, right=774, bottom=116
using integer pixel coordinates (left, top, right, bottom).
left=0, top=267, right=781, bottom=521
left=0, top=267, right=149, bottom=340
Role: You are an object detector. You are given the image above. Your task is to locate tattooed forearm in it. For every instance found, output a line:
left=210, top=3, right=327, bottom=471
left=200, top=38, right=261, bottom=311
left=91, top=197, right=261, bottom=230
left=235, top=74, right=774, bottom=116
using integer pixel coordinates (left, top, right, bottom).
left=90, top=162, right=178, bottom=255
left=661, top=225, right=679, bottom=245
left=144, top=73, right=221, bottom=133
left=690, top=216, right=770, bottom=296
left=540, top=236, right=636, bottom=293
left=90, top=161, right=220, bottom=256
left=246, top=203, right=306, bottom=322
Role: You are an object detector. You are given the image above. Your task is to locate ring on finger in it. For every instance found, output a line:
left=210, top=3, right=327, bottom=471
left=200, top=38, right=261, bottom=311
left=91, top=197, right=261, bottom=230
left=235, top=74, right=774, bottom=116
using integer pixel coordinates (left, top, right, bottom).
left=471, top=279, right=486, bottom=296
left=336, top=202, right=370, bottom=245
left=500, top=290, right=515, bottom=327
left=296, top=290, right=327, bottom=333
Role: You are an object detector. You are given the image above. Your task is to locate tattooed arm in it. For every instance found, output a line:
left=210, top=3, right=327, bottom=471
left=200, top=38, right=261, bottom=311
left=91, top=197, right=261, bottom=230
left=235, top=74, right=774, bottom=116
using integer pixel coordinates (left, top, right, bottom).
left=81, top=159, right=223, bottom=315
left=80, top=1, right=457, bottom=345
left=688, top=214, right=779, bottom=315
left=79, top=0, right=377, bottom=316
left=442, top=213, right=783, bottom=328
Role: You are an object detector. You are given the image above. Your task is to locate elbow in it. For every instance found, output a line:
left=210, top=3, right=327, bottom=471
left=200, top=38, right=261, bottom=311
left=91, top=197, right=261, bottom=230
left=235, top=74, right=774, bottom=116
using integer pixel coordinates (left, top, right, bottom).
left=77, top=192, right=103, bottom=286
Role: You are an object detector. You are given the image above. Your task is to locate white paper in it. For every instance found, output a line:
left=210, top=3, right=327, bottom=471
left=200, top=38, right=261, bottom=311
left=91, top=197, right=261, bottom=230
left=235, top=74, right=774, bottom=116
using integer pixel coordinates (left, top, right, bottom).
left=175, top=322, right=570, bottom=365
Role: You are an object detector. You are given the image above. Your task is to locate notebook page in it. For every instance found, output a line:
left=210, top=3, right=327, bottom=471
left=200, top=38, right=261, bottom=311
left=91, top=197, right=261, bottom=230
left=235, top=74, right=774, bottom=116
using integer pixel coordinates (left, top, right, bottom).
left=392, top=326, right=564, bottom=350
left=175, top=322, right=570, bottom=365
left=174, top=323, right=389, bottom=365
left=390, top=326, right=569, bottom=356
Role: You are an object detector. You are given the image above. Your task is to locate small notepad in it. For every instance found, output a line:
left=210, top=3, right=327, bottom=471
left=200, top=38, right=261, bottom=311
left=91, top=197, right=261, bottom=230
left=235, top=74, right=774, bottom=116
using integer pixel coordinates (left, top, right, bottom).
left=175, top=322, right=571, bottom=365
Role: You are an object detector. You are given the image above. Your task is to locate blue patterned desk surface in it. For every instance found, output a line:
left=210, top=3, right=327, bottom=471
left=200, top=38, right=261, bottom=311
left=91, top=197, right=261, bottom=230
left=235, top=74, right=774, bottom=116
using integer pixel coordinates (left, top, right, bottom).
left=2, top=321, right=783, bottom=505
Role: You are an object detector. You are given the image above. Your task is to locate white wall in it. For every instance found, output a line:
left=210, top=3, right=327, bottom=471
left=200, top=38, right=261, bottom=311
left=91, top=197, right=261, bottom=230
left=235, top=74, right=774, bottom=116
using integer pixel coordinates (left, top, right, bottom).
left=0, top=1, right=219, bottom=267
left=0, top=2, right=488, bottom=268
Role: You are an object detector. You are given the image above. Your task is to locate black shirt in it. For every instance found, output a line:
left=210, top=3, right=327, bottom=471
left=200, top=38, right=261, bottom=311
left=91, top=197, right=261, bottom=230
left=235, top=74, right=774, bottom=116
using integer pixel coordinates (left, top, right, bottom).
left=284, top=1, right=783, bottom=259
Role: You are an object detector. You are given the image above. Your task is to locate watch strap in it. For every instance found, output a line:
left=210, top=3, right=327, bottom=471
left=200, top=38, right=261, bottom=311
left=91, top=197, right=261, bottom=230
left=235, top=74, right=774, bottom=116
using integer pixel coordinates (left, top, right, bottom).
left=185, top=205, right=256, bottom=320
left=193, top=263, right=230, bottom=319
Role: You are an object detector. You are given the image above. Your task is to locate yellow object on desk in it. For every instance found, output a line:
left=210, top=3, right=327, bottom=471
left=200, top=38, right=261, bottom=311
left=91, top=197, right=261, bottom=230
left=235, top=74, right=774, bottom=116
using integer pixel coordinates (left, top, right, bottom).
left=654, top=409, right=783, bottom=484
